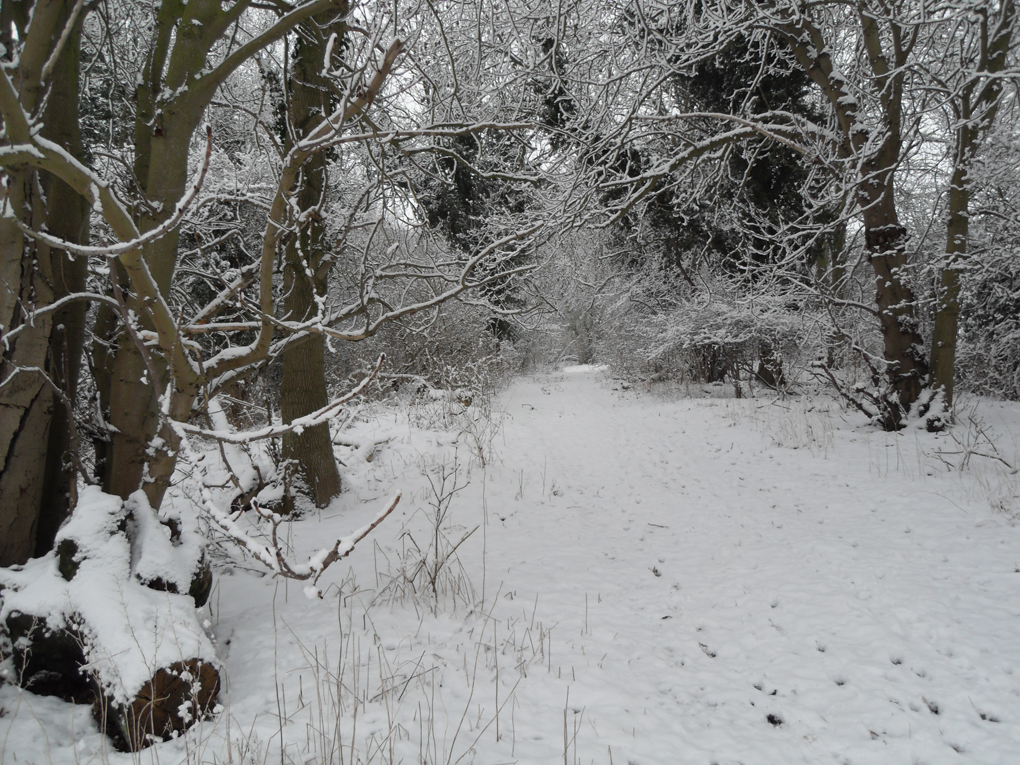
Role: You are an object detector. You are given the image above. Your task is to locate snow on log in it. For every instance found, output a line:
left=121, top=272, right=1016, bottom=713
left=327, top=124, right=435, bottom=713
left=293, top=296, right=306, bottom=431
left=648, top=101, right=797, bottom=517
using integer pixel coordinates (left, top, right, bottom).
left=0, top=486, right=220, bottom=750
left=126, top=491, right=213, bottom=606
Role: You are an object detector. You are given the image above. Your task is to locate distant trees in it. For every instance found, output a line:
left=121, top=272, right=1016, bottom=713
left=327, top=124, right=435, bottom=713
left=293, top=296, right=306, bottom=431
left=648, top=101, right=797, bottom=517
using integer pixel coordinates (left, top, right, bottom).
left=558, top=0, right=1019, bottom=428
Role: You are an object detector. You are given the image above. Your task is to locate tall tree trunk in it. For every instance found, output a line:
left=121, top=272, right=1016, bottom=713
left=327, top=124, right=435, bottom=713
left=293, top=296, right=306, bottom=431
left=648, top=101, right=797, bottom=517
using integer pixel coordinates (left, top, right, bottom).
left=777, top=9, right=929, bottom=428
left=928, top=163, right=968, bottom=412
left=99, top=80, right=202, bottom=501
left=280, top=9, right=346, bottom=508
left=0, top=169, right=53, bottom=566
left=91, top=0, right=338, bottom=507
left=0, top=0, right=89, bottom=565
left=90, top=0, right=206, bottom=501
left=860, top=183, right=928, bottom=426
left=36, top=11, right=92, bottom=554
left=929, top=1, right=1015, bottom=414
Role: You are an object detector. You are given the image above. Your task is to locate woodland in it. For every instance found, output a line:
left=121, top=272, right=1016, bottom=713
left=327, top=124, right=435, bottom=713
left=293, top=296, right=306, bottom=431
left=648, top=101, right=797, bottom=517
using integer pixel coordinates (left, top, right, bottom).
left=1, top=0, right=1020, bottom=757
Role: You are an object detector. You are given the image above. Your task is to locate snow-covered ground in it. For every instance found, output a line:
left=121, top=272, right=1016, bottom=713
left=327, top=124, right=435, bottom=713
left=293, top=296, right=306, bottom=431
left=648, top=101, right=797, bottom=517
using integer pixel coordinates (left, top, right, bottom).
left=4, top=366, right=1020, bottom=764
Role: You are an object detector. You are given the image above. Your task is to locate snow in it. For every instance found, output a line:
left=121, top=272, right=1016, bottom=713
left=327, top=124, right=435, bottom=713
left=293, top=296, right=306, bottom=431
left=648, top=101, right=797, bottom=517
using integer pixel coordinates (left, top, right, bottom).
left=0, top=144, right=44, bottom=160
left=4, top=367, right=1020, bottom=763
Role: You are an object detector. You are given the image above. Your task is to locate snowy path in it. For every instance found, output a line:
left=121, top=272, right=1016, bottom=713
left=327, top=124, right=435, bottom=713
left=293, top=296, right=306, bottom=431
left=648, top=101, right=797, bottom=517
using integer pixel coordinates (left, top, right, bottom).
left=478, top=369, right=1020, bottom=763
left=4, top=366, right=1020, bottom=765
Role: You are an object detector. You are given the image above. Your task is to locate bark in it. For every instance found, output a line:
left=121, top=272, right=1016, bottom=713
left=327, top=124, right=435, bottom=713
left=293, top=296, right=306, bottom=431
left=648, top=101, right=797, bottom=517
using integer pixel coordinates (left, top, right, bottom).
left=815, top=220, right=847, bottom=294
left=858, top=132, right=928, bottom=421
left=755, top=340, right=785, bottom=390
left=99, top=658, right=220, bottom=752
left=281, top=332, right=341, bottom=508
left=816, top=221, right=848, bottom=368
left=99, top=0, right=226, bottom=500
left=0, top=0, right=87, bottom=565
left=3, top=610, right=92, bottom=702
left=5, top=602, right=220, bottom=749
left=0, top=168, right=52, bottom=566
left=929, top=165, right=968, bottom=410
left=279, top=9, right=347, bottom=508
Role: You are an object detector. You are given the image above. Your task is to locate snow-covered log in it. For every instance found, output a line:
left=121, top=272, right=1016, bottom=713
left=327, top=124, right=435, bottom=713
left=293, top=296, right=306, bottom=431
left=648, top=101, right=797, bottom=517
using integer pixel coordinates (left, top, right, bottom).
left=0, top=487, right=220, bottom=750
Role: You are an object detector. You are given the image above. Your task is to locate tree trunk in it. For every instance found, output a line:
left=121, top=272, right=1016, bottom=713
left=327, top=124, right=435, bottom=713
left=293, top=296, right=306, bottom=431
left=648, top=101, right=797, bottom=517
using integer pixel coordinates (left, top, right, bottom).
left=777, top=10, right=928, bottom=429
left=4, top=486, right=220, bottom=749
left=928, top=162, right=968, bottom=413
left=929, top=0, right=1016, bottom=413
left=100, top=95, right=199, bottom=500
left=0, top=169, right=52, bottom=566
left=281, top=333, right=341, bottom=508
left=279, top=9, right=347, bottom=509
left=0, top=0, right=87, bottom=565
left=36, top=10, right=92, bottom=554
left=102, top=335, right=161, bottom=500
left=860, top=187, right=928, bottom=427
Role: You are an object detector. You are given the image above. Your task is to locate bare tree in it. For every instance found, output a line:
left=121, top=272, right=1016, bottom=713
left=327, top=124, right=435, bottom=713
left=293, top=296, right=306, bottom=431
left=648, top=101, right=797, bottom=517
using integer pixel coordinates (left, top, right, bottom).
left=928, top=0, right=1017, bottom=417
left=559, top=0, right=1018, bottom=427
left=1, top=0, right=554, bottom=548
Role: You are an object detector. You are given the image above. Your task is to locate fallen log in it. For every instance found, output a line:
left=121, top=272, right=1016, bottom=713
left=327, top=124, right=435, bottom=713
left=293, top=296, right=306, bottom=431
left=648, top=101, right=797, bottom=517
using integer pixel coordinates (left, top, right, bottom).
left=0, top=487, right=221, bottom=750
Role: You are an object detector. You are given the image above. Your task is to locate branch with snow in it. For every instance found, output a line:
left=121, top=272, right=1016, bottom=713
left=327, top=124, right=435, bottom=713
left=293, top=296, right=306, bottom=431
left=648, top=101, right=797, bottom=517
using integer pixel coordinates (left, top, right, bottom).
left=175, top=354, right=386, bottom=444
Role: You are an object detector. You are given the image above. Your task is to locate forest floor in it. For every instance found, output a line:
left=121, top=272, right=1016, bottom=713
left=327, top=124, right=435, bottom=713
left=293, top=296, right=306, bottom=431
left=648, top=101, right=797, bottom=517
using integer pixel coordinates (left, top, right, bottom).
left=4, top=365, right=1020, bottom=764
